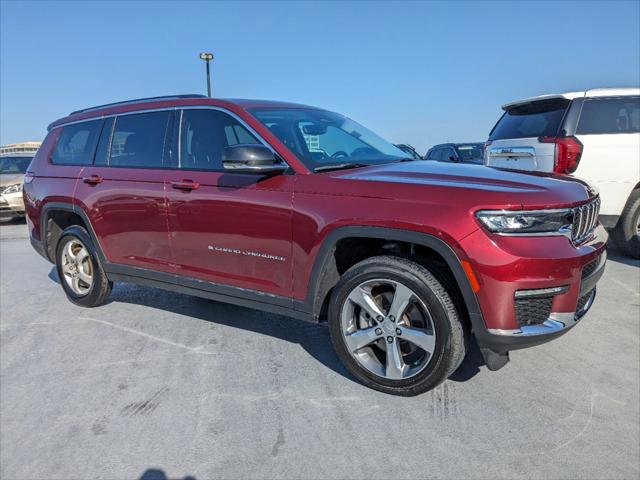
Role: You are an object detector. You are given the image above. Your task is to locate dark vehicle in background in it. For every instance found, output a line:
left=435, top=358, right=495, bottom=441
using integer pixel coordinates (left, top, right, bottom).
left=394, top=144, right=422, bottom=159
left=425, top=143, right=484, bottom=164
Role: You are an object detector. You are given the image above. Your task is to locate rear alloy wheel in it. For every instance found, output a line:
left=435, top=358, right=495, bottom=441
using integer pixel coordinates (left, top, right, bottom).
left=329, top=256, right=466, bottom=396
left=55, top=226, right=112, bottom=307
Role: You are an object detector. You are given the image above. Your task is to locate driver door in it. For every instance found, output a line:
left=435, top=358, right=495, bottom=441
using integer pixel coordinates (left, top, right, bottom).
left=164, top=108, right=294, bottom=297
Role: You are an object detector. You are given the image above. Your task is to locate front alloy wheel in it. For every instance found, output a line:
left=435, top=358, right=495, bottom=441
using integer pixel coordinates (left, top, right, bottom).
left=341, top=279, right=436, bottom=380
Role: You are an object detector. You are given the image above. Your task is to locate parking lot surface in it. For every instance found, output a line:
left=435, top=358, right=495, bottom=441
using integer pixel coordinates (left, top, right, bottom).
left=1, top=219, right=638, bottom=480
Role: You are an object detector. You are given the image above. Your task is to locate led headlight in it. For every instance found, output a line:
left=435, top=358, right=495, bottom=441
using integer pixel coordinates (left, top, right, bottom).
left=3, top=183, right=22, bottom=195
left=476, top=209, right=572, bottom=234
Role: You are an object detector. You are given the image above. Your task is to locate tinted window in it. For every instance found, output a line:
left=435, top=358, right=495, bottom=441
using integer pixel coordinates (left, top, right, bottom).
left=577, top=97, right=640, bottom=134
left=489, top=99, right=570, bottom=140
left=51, top=120, right=101, bottom=165
left=94, top=117, right=114, bottom=166
left=444, top=148, right=457, bottom=161
left=455, top=144, right=484, bottom=162
left=180, top=109, right=259, bottom=170
left=110, top=112, right=169, bottom=168
left=428, top=148, right=441, bottom=161
left=0, top=156, right=32, bottom=173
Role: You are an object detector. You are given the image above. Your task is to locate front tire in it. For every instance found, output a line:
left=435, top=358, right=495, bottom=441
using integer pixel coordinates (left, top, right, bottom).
left=613, top=189, right=640, bottom=259
left=328, top=255, right=466, bottom=396
left=55, top=226, right=112, bottom=307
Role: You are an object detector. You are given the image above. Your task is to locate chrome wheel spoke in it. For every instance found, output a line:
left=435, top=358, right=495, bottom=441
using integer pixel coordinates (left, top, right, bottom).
left=400, top=326, right=435, bottom=354
left=388, top=283, right=414, bottom=321
left=344, top=327, right=379, bottom=352
left=348, top=286, right=384, bottom=320
left=78, top=269, right=92, bottom=285
left=65, top=241, right=77, bottom=262
left=385, top=338, right=406, bottom=379
left=76, top=249, right=89, bottom=265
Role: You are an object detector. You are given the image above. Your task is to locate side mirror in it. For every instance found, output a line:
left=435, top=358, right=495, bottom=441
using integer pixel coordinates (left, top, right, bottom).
left=448, top=156, right=459, bottom=162
left=222, top=144, right=288, bottom=175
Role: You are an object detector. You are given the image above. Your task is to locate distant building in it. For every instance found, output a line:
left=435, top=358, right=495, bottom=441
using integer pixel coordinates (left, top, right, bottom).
left=0, top=141, right=41, bottom=156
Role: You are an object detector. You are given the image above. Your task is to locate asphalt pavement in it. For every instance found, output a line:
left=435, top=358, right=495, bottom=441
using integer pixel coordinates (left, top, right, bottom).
left=1, top=218, right=638, bottom=480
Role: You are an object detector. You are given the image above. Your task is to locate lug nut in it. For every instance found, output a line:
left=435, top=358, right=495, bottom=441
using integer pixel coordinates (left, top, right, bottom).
left=375, top=328, right=382, bottom=335
left=389, top=315, right=395, bottom=322
left=386, top=336, right=393, bottom=344
left=396, top=328, right=402, bottom=336
left=376, top=316, right=383, bottom=322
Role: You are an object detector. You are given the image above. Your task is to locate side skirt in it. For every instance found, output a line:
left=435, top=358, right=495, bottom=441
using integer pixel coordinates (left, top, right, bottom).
left=104, top=263, right=313, bottom=323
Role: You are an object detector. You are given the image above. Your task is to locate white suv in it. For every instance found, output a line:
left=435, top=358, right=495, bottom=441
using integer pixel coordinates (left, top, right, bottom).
left=485, top=88, right=640, bottom=258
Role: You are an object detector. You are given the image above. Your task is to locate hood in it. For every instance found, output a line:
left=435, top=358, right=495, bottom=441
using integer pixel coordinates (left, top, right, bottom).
left=329, top=161, right=597, bottom=209
left=0, top=173, right=24, bottom=187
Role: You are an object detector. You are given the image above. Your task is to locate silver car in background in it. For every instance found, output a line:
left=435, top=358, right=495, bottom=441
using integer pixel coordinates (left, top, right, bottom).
left=0, top=142, right=40, bottom=221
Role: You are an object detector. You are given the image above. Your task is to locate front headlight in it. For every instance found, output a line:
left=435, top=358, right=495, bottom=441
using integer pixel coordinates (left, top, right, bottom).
left=476, top=209, right=572, bottom=234
left=3, top=183, right=22, bottom=195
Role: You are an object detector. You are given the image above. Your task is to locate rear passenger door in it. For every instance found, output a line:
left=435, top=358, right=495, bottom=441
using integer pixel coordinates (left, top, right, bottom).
left=573, top=96, right=640, bottom=216
left=164, top=108, right=294, bottom=298
left=73, top=111, right=175, bottom=273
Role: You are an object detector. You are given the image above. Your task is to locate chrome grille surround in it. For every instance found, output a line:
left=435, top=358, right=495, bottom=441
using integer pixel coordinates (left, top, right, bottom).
left=571, top=197, right=600, bottom=244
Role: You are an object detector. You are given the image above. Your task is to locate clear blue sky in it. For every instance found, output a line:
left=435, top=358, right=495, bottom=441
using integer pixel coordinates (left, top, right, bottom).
left=1, top=0, right=639, bottom=153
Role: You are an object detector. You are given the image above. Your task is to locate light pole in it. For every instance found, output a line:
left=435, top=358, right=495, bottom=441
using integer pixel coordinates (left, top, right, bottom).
left=199, top=52, right=214, bottom=97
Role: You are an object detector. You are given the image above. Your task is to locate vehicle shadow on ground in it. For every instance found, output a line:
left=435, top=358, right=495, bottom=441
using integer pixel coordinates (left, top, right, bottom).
left=48, top=268, right=485, bottom=384
left=139, top=469, right=195, bottom=480
left=607, top=244, right=640, bottom=268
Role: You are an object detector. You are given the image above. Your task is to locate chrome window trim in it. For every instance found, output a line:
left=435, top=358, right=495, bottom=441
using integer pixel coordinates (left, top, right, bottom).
left=51, top=105, right=291, bottom=172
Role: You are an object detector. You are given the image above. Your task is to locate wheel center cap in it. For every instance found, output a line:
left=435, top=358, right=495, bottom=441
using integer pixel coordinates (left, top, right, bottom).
left=382, top=321, right=396, bottom=335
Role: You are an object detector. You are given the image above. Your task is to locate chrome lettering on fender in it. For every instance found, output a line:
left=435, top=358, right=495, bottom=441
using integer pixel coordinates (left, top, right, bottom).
left=207, top=245, right=286, bottom=262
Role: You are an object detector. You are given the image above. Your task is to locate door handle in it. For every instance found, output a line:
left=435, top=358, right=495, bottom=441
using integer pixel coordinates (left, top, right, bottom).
left=82, top=175, right=103, bottom=185
left=171, top=180, right=200, bottom=191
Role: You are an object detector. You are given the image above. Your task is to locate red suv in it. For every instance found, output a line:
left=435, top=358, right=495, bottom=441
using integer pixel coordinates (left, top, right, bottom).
left=24, top=95, right=607, bottom=395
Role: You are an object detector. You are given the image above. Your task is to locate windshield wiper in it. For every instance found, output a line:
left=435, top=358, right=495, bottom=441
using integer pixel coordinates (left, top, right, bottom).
left=314, top=163, right=369, bottom=172
left=392, top=157, right=417, bottom=163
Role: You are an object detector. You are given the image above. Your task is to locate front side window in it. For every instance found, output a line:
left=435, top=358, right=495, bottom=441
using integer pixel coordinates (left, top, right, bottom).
left=0, top=156, right=32, bottom=173
left=577, top=97, right=640, bottom=135
left=51, top=120, right=101, bottom=165
left=249, top=108, right=407, bottom=171
left=180, top=109, right=260, bottom=170
left=489, top=98, right=570, bottom=141
left=109, top=112, right=169, bottom=168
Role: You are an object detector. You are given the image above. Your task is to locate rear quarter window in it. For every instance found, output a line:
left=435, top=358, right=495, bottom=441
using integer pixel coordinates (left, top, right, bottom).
left=576, top=96, right=640, bottom=134
left=110, top=111, right=170, bottom=168
left=489, top=98, right=570, bottom=140
left=50, top=120, right=101, bottom=165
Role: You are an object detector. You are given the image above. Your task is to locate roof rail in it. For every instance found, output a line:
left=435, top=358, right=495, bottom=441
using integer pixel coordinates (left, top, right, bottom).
left=69, top=94, right=208, bottom=115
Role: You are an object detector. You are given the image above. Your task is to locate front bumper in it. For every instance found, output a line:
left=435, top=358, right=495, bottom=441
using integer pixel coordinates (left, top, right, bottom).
left=460, top=224, right=607, bottom=355
left=0, top=192, right=25, bottom=218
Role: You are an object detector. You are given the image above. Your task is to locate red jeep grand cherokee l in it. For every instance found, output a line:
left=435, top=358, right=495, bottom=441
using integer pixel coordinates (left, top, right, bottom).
left=24, top=95, right=607, bottom=396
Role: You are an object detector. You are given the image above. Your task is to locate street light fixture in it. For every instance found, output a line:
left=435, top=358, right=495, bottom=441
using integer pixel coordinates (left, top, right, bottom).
left=199, top=52, right=214, bottom=97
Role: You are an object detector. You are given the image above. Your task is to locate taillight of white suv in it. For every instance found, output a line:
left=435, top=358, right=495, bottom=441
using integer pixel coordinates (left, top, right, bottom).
left=538, top=136, right=584, bottom=174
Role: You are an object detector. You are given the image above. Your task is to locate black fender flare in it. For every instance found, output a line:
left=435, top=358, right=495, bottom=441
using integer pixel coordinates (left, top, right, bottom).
left=304, top=226, right=485, bottom=332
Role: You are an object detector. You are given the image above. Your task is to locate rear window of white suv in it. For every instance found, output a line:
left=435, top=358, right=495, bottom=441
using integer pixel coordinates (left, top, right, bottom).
left=576, top=97, right=640, bottom=134
left=489, top=98, right=570, bottom=140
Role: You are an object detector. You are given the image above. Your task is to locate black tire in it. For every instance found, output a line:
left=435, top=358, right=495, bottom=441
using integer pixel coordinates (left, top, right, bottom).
left=328, top=255, right=466, bottom=396
left=613, top=189, right=640, bottom=259
left=55, top=225, right=112, bottom=307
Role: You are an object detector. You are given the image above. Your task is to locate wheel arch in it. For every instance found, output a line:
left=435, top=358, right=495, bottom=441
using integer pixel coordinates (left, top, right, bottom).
left=305, top=226, right=484, bottom=332
left=40, top=202, right=105, bottom=263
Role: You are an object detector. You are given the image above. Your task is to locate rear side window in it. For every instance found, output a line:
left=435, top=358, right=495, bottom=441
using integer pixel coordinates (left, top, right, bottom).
left=51, top=120, right=101, bottom=165
left=110, top=112, right=169, bottom=168
left=489, top=98, right=570, bottom=140
left=180, top=109, right=259, bottom=170
left=577, top=97, right=640, bottom=134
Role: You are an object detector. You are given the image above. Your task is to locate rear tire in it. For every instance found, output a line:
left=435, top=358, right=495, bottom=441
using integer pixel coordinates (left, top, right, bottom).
left=328, top=255, right=466, bottom=396
left=55, top=226, right=112, bottom=307
left=613, top=189, right=640, bottom=259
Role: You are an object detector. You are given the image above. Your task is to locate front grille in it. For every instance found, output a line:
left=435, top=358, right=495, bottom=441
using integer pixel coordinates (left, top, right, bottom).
left=515, top=296, right=553, bottom=327
left=571, top=197, right=600, bottom=243
left=582, top=255, right=601, bottom=279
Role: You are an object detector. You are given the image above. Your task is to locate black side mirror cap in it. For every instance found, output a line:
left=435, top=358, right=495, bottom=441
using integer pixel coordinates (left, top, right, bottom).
left=222, top=144, right=288, bottom=175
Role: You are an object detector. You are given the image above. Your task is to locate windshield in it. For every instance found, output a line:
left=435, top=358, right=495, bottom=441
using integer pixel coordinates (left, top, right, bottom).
left=0, top=156, right=32, bottom=174
left=455, top=144, right=484, bottom=161
left=249, top=108, right=407, bottom=170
